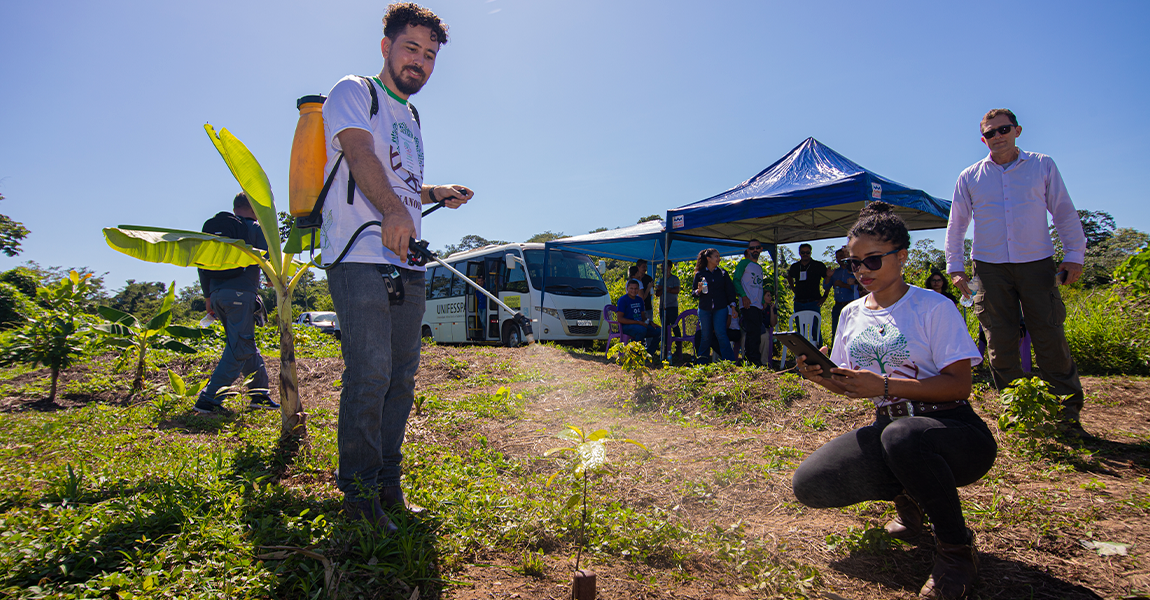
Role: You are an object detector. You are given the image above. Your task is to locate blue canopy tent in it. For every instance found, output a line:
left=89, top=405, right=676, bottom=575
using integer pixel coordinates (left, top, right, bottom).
left=667, top=137, right=951, bottom=243
left=666, top=137, right=951, bottom=306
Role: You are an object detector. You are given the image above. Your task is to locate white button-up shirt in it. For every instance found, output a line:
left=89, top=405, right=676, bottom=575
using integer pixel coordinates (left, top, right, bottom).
left=945, top=149, right=1086, bottom=273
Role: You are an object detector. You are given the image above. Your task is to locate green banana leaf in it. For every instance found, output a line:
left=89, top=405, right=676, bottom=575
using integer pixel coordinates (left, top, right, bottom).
left=144, top=309, right=173, bottom=333
left=97, top=306, right=139, bottom=328
left=103, top=227, right=265, bottom=271
left=167, top=370, right=186, bottom=396
left=283, top=221, right=322, bottom=255
left=166, top=325, right=214, bottom=340
left=157, top=339, right=198, bottom=353
left=204, top=124, right=284, bottom=275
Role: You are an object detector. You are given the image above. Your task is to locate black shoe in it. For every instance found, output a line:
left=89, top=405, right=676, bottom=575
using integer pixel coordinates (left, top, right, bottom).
left=380, top=485, right=425, bottom=514
left=342, top=496, right=398, bottom=534
left=192, top=399, right=233, bottom=416
left=248, top=394, right=280, bottom=410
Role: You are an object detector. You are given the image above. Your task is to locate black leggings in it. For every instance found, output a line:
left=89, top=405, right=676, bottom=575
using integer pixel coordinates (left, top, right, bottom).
left=791, top=407, right=997, bottom=544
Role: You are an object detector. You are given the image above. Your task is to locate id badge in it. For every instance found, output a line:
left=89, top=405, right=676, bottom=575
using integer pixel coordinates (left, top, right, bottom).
left=799, top=271, right=808, bottom=281
left=398, top=130, right=419, bottom=175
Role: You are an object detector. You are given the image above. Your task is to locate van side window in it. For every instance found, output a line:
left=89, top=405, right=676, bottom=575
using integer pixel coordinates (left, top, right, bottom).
left=449, top=264, right=467, bottom=297
left=424, top=267, right=436, bottom=300
left=504, top=254, right=528, bottom=293
left=430, top=267, right=452, bottom=300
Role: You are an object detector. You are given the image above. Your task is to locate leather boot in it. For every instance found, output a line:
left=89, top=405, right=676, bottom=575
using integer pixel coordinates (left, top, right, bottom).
left=885, top=493, right=924, bottom=540
left=342, top=496, right=398, bottom=534
left=380, top=485, right=425, bottom=514
left=920, top=530, right=978, bottom=599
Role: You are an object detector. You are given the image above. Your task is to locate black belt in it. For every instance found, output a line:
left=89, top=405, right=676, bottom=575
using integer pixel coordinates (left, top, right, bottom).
left=877, top=399, right=968, bottom=418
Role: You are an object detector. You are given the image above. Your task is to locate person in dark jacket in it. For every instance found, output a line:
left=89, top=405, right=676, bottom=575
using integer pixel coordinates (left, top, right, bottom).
left=692, top=248, right=737, bottom=363
left=194, top=192, right=278, bottom=414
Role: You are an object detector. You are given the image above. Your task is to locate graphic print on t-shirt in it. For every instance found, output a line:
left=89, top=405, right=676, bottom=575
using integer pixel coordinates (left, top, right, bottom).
left=848, top=324, right=910, bottom=375
left=388, top=120, right=424, bottom=195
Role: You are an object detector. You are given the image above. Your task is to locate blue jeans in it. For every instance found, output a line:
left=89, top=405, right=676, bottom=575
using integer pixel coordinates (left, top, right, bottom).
left=697, top=308, right=735, bottom=362
left=621, top=323, right=661, bottom=354
left=200, top=289, right=268, bottom=404
left=328, top=263, right=425, bottom=498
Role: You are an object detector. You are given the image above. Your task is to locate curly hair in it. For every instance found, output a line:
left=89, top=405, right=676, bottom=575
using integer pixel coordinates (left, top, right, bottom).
left=847, top=201, right=910, bottom=250
left=383, top=3, right=449, bottom=44
left=981, top=108, right=1017, bottom=129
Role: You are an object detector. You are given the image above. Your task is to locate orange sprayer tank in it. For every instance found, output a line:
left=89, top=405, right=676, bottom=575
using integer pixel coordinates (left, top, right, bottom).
left=288, top=95, right=328, bottom=217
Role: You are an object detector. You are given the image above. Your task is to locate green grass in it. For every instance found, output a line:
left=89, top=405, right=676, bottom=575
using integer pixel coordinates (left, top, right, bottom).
left=0, top=368, right=720, bottom=599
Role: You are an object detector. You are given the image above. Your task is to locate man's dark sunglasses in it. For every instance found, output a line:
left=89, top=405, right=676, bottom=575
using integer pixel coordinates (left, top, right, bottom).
left=982, top=124, right=1016, bottom=139
left=748, top=246, right=762, bottom=251
left=846, top=249, right=898, bottom=272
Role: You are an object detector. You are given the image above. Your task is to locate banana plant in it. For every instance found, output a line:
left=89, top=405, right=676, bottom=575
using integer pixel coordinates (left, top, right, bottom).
left=103, top=125, right=315, bottom=443
left=94, top=282, right=212, bottom=397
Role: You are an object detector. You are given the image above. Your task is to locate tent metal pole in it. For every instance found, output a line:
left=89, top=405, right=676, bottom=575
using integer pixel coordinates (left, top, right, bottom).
left=662, top=230, right=671, bottom=362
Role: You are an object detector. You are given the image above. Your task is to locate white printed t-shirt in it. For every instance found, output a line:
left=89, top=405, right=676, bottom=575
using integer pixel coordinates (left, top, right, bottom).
left=829, top=286, right=981, bottom=408
left=320, top=75, right=425, bottom=270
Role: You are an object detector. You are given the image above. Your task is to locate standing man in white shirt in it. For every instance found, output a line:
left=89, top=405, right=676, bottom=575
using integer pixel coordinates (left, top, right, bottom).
left=323, top=2, right=474, bottom=531
left=945, top=108, right=1088, bottom=436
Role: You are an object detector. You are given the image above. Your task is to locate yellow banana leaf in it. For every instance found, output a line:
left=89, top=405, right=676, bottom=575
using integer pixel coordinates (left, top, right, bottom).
left=204, top=124, right=284, bottom=275
left=103, top=226, right=266, bottom=270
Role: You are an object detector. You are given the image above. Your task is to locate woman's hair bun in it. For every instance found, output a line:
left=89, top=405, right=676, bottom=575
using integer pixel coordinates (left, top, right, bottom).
left=860, top=201, right=894, bottom=216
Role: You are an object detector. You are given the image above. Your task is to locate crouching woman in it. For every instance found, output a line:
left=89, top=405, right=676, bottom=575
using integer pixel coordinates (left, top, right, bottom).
left=791, top=202, right=997, bottom=600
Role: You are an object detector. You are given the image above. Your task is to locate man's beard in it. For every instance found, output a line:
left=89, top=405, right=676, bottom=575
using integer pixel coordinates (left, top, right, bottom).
left=389, top=61, right=427, bottom=96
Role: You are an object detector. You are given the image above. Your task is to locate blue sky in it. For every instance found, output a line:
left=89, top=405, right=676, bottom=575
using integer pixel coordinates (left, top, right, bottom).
left=1, top=0, right=1147, bottom=293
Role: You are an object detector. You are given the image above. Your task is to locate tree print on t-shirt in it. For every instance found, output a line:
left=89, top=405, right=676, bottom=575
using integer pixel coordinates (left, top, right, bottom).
left=849, top=324, right=910, bottom=374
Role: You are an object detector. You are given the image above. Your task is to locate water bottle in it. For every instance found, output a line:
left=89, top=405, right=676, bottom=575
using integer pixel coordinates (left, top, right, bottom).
left=960, top=277, right=980, bottom=308
left=701, top=278, right=709, bottom=295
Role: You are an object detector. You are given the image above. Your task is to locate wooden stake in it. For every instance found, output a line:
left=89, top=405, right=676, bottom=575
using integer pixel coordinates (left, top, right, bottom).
left=572, top=569, right=596, bottom=600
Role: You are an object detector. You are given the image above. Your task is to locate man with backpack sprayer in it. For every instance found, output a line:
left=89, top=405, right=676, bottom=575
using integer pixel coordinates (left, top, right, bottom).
left=321, top=3, right=473, bottom=532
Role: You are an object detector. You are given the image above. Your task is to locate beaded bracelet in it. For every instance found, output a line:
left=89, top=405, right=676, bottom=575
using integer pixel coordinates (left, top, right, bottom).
left=883, top=375, right=890, bottom=402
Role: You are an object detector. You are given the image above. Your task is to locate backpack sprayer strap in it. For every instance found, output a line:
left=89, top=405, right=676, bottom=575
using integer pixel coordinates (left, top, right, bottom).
left=299, top=76, right=425, bottom=271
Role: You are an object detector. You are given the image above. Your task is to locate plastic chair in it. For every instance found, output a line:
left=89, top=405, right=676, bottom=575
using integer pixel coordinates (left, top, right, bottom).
left=603, top=304, right=630, bottom=357
left=978, top=328, right=1033, bottom=373
left=780, top=310, right=822, bottom=366
left=669, top=309, right=698, bottom=357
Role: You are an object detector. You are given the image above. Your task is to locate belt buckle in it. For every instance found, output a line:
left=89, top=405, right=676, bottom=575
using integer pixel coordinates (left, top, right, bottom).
left=890, top=401, right=914, bottom=420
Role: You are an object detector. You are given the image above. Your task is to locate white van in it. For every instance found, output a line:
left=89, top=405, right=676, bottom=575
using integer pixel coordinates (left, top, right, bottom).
left=421, top=243, right=610, bottom=346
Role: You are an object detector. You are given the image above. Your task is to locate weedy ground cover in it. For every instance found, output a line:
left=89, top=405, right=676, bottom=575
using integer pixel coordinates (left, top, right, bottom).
left=0, top=342, right=1147, bottom=599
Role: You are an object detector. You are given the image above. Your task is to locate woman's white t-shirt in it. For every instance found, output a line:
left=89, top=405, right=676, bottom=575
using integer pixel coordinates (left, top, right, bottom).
left=829, top=286, right=981, bottom=408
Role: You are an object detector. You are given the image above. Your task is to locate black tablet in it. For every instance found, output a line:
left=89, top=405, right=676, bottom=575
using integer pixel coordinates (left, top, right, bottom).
left=775, top=331, right=837, bottom=373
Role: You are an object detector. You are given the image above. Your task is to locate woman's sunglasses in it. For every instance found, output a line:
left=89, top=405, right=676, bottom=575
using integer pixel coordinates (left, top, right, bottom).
left=982, top=124, right=1015, bottom=139
left=846, top=249, right=899, bottom=272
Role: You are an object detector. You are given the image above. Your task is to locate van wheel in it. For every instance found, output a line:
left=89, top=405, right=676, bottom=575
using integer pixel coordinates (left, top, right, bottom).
left=422, top=325, right=433, bottom=340
left=502, top=322, right=522, bottom=348
left=334, top=330, right=342, bottom=341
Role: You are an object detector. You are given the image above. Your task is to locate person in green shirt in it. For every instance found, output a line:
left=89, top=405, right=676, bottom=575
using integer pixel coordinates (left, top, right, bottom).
left=732, top=241, right=766, bottom=366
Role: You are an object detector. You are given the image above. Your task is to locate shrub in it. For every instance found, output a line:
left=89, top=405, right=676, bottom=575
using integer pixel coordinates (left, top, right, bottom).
left=0, top=282, right=37, bottom=329
left=0, top=266, right=38, bottom=298
left=1063, top=288, right=1150, bottom=375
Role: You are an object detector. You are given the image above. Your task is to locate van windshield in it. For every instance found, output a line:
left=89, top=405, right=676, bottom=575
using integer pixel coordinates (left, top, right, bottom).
left=522, top=249, right=608, bottom=297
